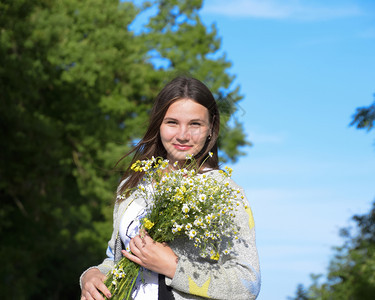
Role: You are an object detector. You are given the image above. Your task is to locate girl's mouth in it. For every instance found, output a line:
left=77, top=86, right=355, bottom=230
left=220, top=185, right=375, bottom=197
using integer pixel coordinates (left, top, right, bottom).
left=173, top=144, right=193, bottom=151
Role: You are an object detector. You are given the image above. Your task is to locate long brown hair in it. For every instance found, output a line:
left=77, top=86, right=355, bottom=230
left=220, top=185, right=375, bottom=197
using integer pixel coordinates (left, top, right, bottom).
left=118, top=76, right=220, bottom=195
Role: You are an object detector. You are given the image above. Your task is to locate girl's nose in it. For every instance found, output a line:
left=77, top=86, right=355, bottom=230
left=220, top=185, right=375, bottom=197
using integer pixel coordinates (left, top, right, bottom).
left=176, top=126, right=190, bottom=140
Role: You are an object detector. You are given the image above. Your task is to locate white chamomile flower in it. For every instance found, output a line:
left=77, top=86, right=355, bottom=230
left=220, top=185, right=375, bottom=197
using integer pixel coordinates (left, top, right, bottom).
left=188, top=229, right=197, bottom=239
left=194, top=217, right=203, bottom=226
left=208, top=151, right=213, bottom=157
left=182, top=204, right=190, bottom=213
left=172, top=223, right=183, bottom=233
left=198, top=194, right=207, bottom=202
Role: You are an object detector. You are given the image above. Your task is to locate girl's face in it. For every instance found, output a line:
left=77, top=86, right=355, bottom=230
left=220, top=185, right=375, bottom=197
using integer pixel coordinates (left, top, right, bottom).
left=160, top=98, right=211, bottom=164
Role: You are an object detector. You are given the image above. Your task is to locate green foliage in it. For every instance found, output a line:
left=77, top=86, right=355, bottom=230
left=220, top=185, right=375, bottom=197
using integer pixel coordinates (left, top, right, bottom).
left=0, top=0, right=248, bottom=298
left=287, top=284, right=309, bottom=300
left=289, top=202, right=375, bottom=300
left=350, top=97, right=375, bottom=132
left=350, top=95, right=375, bottom=148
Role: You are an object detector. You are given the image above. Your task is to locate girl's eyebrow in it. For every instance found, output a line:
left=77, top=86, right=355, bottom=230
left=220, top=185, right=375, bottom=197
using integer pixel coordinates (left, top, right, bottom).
left=163, top=117, right=204, bottom=122
left=163, top=117, right=177, bottom=122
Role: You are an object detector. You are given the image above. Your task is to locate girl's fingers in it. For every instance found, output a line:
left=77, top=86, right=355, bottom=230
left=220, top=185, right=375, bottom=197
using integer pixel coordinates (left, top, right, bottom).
left=86, top=283, right=106, bottom=300
left=122, top=249, right=144, bottom=267
left=97, top=281, right=111, bottom=299
left=82, top=270, right=110, bottom=300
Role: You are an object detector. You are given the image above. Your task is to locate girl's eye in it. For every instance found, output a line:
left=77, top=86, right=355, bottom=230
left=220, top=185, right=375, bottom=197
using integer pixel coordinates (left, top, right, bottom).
left=191, top=122, right=201, bottom=126
left=166, top=120, right=177, bottom=125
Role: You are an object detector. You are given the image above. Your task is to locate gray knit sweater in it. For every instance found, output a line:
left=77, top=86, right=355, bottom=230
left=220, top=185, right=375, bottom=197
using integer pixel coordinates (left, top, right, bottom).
left=80, top=170, right=261, bottom=299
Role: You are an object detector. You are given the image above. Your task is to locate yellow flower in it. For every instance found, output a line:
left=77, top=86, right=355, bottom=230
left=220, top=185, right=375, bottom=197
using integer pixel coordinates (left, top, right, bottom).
left=210, top=253, right=220, bottom=260
left=143, top=218, right=155, bottom=230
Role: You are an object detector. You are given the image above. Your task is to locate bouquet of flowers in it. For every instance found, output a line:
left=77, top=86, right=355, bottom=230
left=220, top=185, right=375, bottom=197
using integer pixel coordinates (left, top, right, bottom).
left=103, top=154, right=247, bottom=299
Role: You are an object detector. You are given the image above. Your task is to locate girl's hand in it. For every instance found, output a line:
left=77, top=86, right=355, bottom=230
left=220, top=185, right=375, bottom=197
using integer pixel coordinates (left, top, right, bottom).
left=81, top=268, right=111, bottom=300
left=122, top=231, right=178, bottom=279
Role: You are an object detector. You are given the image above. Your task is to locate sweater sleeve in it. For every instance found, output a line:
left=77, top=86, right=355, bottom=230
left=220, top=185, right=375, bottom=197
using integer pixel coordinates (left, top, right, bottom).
left=165, top=182, right=261, bottom=300
left=79, top=200, right=120, bottom=289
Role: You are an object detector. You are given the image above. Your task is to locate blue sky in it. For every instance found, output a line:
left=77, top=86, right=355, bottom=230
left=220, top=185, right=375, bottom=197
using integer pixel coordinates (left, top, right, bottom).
left=199, top=0, right=375, bottom=299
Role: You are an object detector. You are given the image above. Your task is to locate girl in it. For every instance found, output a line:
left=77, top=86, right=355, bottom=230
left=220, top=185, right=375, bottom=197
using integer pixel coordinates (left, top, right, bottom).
left=80, top=76, right=260, bottom=300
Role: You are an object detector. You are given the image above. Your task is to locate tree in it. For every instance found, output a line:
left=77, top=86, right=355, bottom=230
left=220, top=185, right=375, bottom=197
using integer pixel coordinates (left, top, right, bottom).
left=287, top=284, right=309, bottom=300
left=350, top=96, right=375, bottom=132
left=289, top=203, right=375, bottom=300
left=0, top=0, right=248, bottom=298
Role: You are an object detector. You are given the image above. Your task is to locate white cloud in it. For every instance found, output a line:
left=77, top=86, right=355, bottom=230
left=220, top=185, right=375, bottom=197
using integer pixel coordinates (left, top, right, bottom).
left=202, top=0, right=363, bottom=21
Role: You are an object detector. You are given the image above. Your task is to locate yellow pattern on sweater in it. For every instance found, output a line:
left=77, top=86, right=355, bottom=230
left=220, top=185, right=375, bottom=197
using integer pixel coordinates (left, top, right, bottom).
left=188, top=276, right=211, bottom=297
left=245, top=206, right=255, bottom=229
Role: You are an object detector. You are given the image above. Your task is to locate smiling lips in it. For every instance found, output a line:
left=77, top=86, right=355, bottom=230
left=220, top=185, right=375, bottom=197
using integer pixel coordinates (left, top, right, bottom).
left=173, top=144, right=193, bottom=151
